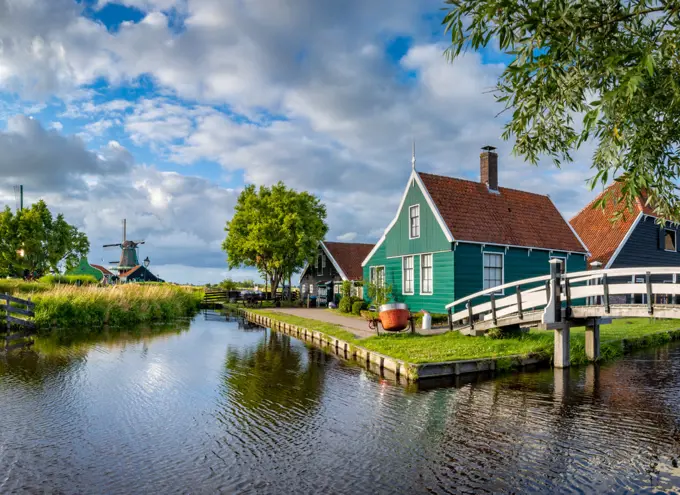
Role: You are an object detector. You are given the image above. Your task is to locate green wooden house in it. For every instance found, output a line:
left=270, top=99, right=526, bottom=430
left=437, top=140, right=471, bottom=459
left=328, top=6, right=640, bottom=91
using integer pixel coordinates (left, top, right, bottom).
left=362, top=146, right=589, bottom=314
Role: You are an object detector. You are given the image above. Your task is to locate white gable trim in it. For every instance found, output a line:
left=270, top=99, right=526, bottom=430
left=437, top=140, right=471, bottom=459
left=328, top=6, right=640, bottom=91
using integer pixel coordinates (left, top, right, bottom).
left=557, top=208, right=591, bottom=256
left=320, top=241, right=349, bottom=281
left=361, top=170, right=455, bottom=267
left=605, top=211, right=644, bottom=269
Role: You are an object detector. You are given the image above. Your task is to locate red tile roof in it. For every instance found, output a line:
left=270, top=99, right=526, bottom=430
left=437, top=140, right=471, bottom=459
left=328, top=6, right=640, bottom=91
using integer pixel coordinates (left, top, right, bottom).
left=323, top=241, right=374, bottom=280
left=418, top=172, right=586, bottom=253
left=569, top=182, right=655, bottom=266
left=91, top=264, right=113, bottom=276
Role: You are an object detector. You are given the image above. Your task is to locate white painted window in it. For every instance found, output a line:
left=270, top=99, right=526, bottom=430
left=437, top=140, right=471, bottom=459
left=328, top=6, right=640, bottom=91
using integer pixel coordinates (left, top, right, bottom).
left=420, top=253, right=433, bottom=294
left=403, top=256, right=414, bottom=294
left=665, top=229, right=676, bottom=251
left=409, top=205, right=420, bottom=239
left=483, top=252, right=504, bottom=294
left=370, top=266, right=385, bottom=288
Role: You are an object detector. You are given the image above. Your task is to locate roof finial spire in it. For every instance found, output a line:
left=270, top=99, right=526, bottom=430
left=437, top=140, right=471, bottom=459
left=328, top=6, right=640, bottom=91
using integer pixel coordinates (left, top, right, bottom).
left=411, top=139, right=416, bottom=170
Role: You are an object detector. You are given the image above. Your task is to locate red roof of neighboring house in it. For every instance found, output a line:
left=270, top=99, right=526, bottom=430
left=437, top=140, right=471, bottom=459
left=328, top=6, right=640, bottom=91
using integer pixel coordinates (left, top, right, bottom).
left=569, top=182, right=655, bottom=266
left=418, top=172, right=587, bottom=253
left=91, top=264, right=113, bottom=276
left=323, top=241, right=374, bottom=280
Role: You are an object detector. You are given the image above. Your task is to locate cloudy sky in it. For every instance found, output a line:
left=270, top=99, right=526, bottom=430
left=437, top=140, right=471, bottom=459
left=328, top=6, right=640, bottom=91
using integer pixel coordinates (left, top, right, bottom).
left=0, top=0, right=600, bottom=284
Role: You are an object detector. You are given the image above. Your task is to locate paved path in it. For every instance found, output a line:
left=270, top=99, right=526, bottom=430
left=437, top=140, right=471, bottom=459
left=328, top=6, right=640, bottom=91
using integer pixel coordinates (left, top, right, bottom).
left=268, top=308, right=448, bottom=339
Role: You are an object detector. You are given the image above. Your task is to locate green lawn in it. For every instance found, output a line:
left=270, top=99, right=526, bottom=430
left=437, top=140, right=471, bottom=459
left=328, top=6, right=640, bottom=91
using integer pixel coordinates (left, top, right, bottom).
left=252, top=309, right=359, bottom=343
left=243, top=308, right=680, bottom=366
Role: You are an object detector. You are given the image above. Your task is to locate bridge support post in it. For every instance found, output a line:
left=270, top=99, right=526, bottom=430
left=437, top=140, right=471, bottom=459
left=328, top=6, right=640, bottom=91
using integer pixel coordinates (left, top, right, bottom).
left=585, top=319, right=600, bottom=361
left=554, top=321, right=570, bottom=368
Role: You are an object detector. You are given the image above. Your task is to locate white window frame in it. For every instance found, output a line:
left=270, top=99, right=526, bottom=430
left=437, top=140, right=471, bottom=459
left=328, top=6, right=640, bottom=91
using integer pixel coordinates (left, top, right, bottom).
left=370, top=265, right=385, bottom=288
left=482, top=252, right=504, bottom=295
left=549, top=255, right=567, bottom=274
left=409, top=205, right=420, bottom=239
left=665, top=229, right=677, bottom=252
left=420, top=253, right=433, bottom=295
left=402, top=256, right=414, bottom=294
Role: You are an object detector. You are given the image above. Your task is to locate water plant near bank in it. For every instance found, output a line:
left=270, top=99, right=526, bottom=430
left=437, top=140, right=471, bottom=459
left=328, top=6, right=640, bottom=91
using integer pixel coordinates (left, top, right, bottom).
left=27, top=284, right=203, bottom=335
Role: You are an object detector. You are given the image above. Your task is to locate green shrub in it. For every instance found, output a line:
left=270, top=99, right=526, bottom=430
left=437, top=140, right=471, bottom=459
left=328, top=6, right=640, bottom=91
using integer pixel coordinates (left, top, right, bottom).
left=338, top=296, right=352, bottom=313
left=351, top=300, right=366, bottom=315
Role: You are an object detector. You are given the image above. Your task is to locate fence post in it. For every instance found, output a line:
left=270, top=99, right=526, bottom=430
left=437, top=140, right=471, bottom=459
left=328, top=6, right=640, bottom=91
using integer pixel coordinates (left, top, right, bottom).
left=490, top=293, right=497, bottom=325
left=447, top=308, right=453, bottom=331
left=564, top=277, right=572, bottom=318
left=466, top=302, right=474, bottom=330
left=516, top=285, right=523, bottom=320
left=646, top=271, right=653, bottom=315
left=602, top=273, right=610, bottom=314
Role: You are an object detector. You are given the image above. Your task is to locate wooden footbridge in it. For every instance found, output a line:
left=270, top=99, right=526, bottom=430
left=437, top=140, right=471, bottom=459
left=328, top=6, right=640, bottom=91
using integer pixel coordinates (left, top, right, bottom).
left=446, top=260, right=680, bottom=368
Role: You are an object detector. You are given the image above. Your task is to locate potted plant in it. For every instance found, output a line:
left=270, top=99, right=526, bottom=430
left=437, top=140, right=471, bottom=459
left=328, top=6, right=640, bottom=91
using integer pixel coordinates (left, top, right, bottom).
left=367, top=281, right=410, bottom=332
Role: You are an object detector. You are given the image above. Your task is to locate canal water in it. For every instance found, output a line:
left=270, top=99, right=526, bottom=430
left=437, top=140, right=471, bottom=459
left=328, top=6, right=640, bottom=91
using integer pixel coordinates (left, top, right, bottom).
left=1, top=313, right=680, bottom=494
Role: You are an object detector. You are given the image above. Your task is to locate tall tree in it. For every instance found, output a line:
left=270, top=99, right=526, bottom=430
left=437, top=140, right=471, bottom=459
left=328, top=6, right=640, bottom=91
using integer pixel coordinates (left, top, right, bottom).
left=0, top=200, right=90, bottom=277
left=443, top=0, right=680, bottom=220
left=222, top=182, right=328, bottom=295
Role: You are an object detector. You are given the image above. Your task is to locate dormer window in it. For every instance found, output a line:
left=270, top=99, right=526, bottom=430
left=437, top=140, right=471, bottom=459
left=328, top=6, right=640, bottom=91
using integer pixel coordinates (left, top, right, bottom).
left=665, top=229, right=676, bottom=251
left=409, top=205, right=420, bottom=239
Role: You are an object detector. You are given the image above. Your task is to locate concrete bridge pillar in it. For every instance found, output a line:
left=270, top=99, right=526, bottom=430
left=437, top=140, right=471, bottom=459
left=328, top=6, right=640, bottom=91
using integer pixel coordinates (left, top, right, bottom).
left=554, top=321, right=570, bottom=368
left=585, top=319, right=600, bottom=361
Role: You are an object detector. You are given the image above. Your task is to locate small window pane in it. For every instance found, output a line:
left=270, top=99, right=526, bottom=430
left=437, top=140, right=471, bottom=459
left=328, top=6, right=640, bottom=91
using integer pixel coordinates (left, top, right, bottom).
left=483, top=253, right=503, bottom=293
left=665, top=230, right=676, bottom=251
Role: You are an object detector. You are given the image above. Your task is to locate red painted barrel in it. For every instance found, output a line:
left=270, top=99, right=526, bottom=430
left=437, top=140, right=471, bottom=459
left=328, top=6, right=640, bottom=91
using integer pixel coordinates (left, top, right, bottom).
left=378, top=303, right=410, bottom=331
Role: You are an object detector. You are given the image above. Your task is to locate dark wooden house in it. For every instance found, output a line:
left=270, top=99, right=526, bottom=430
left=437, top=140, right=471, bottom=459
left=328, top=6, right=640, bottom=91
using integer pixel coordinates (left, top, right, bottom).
left=571, top=182, right=680, bottom=303
left=300, top=241, right=373, bottom=306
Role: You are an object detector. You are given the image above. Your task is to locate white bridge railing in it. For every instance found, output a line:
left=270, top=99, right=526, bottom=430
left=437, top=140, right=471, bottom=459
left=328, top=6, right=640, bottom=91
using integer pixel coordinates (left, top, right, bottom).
left=445, top=266, right=680, bottom=331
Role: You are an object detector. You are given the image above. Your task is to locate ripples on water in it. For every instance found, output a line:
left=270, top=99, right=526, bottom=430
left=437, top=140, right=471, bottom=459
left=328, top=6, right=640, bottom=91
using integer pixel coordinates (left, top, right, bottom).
left=0, top=313, right=680, bottom=493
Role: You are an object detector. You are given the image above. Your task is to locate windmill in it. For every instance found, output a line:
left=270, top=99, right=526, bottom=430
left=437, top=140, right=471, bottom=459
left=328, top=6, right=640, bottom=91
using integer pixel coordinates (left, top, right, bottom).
left=103, top=219, right=145, bottom=274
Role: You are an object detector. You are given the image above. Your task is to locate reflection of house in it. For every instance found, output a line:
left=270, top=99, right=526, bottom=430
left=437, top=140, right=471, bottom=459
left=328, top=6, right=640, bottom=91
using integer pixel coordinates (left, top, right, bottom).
left=119, top=265, right=163, bottom=283
left=300, top=241, right=373, bottom=305
left=570, top=182, right=680, bottom=303
left=362, top=146, right=589, bottom=314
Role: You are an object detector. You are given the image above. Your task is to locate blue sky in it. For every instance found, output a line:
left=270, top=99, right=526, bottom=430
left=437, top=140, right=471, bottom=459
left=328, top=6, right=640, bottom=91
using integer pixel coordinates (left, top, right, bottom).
left=0, top=0, right=599, bottom=284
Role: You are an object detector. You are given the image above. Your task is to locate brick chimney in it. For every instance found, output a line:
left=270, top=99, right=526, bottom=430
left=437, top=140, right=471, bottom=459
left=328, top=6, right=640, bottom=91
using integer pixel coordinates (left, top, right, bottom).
left=480, top=145, right=498, bottom=191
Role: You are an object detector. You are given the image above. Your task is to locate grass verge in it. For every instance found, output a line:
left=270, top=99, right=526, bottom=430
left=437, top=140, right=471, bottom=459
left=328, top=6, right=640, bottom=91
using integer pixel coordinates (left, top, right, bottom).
left=238, top=308, right=680, bottom=367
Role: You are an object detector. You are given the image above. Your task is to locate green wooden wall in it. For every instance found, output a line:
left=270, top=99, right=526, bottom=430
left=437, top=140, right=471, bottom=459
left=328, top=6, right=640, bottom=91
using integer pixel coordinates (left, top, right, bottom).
left=363, top=242, right=455, bottom=314
left=384, top=177, right=451, bottom=257
left=452, top=244, right=587, bottom=311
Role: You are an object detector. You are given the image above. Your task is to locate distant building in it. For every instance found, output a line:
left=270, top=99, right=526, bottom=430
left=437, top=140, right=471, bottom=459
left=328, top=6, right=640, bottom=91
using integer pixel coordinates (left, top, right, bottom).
left=118, top=265, right=163, bottom=283
left=300, top=241, right=373, bottom=305
left=66, top=258, right=108, bottom=282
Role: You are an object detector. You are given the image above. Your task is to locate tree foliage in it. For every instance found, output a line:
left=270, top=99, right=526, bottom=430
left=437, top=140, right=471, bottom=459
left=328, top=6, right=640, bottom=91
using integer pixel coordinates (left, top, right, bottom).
left=443, top=0, right=680, bottom=220
left=0, top=200, right=90, bottom=277
left=222, top=182, right=328, bottom=295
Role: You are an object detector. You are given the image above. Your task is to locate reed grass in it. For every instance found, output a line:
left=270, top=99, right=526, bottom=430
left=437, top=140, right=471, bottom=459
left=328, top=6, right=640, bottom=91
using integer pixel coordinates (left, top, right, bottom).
left=0, top=278, right=51, bottom=295
left=39, top=274, right=99, bottom=285
left=25, top=284, right=203, bottom=335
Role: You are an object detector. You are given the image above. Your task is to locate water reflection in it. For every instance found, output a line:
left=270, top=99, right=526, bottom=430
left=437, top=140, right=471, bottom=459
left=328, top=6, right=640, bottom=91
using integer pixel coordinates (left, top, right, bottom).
left=0, top=320, right=190, bottom=384
left=0, top=316, right=680, bottom=493
left=221, top=329, right=326, bottom=415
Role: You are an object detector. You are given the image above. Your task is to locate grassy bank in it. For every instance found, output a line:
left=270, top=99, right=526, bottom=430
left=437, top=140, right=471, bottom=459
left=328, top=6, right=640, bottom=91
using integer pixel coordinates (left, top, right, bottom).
left=24, top=284, right=203, bottom=335
left=240, top=308, right=680, bottom=367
